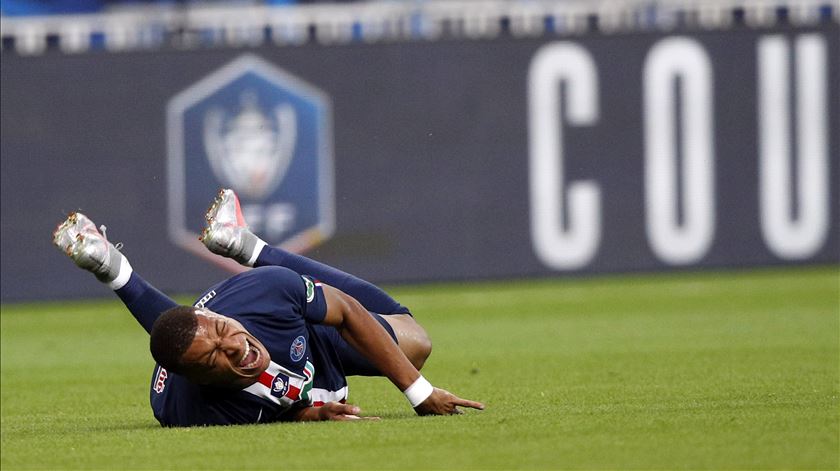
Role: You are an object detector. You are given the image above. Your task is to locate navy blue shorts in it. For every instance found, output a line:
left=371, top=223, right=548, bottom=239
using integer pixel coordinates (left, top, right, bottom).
left=307, top=312, right=398, bottom=383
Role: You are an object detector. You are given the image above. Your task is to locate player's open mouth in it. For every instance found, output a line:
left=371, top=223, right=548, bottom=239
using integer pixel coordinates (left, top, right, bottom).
left=239, top=339, right=260, bottom=370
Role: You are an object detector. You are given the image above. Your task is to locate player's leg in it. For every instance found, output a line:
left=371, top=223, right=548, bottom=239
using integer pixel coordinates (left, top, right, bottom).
left=255, top=247, right=412, bottom=315
left=200, top=189, right=409, bottom=315
left=255, top=244, right=432, bottom=367
left=200, top=189, right=431, bottom=366
left=240, top=244, right=432, bottom=367
left=381, top=314, right=432, bottom=370
left=311, top=312, right=430, bottom=376
left=113, top=273, right=178, bottom=334
left=250, top=244, right=432, bottom=365
left=53, top=213, right=177, bottom=334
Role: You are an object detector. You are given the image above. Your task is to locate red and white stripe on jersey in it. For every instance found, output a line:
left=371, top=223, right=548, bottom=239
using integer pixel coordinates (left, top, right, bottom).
left=242, top=361, right=306, bottom=408
left=311, top=386, right=348, bottom=407
left=242, top=361, right=347, bottom=409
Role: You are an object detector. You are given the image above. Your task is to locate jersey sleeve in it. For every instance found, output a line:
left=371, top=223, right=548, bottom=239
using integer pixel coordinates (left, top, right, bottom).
left=298, top=275, right=327, bottom=323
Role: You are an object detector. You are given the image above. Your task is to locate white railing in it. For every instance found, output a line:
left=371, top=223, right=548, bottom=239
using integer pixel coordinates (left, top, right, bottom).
left=1, top=0, right=836, bottom=55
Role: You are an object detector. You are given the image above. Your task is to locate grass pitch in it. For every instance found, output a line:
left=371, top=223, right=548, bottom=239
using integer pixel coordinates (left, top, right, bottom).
left=1, top=267, right=838, bottom=469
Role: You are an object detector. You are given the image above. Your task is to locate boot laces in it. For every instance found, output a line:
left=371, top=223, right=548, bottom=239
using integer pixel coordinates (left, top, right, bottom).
left=98, top=224, right=124, bottom=251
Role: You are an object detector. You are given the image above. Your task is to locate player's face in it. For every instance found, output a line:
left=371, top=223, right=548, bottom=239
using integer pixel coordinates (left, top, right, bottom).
left=180, top=309, right=271, bottom=388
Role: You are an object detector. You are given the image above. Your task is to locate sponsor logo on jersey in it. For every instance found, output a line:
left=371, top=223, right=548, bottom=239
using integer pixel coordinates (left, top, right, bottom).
left=290, top=335, right=306, bottom=362
left=303, top=276, right=315, bottom=302
left=270, top=372, right=290, bottom=398
left=194, top=290, right=216, bottom=309
left=167, top=54, right=335, bottom=271
left=154, top=366, right=168, bottom=394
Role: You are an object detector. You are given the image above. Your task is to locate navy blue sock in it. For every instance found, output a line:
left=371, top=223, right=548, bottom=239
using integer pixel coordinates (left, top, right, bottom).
left=255, top=246, right=410, bottom=315
left=115, top=272, right=179, bottom=334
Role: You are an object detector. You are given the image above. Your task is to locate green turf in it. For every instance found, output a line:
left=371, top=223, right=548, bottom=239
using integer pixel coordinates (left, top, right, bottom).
left=2, top=267, right=838, bottom=469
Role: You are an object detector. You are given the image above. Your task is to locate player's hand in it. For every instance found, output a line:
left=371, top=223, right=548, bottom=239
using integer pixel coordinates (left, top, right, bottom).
left=413, top=387, right=484, bottom=416
left=316, top=401, right=380, bottom=421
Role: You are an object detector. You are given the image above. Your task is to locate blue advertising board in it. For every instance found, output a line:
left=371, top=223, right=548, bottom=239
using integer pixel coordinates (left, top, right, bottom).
left=1, top=25, right=837, bottom=301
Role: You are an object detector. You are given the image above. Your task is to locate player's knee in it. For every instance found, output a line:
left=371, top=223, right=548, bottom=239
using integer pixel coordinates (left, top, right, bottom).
left=408, top=326, right=432, bottom=370
left=385, top=314, right=433, bottom=370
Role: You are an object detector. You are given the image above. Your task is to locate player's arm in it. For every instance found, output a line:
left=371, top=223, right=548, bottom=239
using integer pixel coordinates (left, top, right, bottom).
left=320, top=284, right=484, bottom=415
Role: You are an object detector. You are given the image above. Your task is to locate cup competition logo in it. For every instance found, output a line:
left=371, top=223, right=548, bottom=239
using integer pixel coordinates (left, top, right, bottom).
left=167, top=54, right=334, bottom=270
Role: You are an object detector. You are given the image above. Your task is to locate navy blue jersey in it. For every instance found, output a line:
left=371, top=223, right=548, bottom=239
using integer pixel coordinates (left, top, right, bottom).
left=149, top=266, right=349, bottom=427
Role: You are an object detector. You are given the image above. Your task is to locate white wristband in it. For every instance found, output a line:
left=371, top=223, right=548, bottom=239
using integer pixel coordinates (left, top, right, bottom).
left=403, top=376, right=434, bottom=407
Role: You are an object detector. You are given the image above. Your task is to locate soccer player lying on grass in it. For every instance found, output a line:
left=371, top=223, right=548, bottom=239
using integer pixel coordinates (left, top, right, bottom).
left=53, top=189, right=483, bottom=426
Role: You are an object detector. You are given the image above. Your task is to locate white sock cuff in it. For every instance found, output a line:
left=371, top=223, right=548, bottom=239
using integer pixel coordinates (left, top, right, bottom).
left=246, top=240, right=266, bottom=267
left=107, top=257, right=133, bottom=290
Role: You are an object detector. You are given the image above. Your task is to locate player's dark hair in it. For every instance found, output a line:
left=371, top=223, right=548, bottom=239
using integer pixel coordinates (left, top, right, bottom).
left=149, top=306, right=199, bottom=375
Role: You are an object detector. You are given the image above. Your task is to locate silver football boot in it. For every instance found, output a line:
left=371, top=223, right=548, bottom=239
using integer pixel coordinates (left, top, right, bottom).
left=53, top=212, right=125, bottom=283
left=200, top=188, right=259, bottom=265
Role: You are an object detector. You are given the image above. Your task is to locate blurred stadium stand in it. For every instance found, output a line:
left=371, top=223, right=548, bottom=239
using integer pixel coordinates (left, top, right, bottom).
left=1, top=0, right=836, bottom=54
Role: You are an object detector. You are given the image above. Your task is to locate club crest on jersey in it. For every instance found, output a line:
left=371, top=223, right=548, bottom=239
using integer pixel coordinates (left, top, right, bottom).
left=167, top=54, right=335, bottom=270
left=270, top=372, right=290, bottom=398
left=290, top=335, right=306, bottom=362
